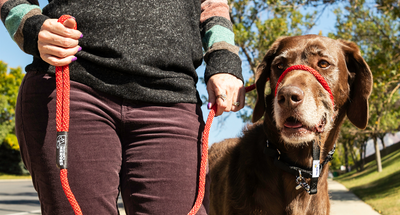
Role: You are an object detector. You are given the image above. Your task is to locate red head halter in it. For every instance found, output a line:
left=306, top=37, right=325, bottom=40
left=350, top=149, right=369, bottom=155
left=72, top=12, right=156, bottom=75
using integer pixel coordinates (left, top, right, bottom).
left=274, top=65, right=335, bottom=108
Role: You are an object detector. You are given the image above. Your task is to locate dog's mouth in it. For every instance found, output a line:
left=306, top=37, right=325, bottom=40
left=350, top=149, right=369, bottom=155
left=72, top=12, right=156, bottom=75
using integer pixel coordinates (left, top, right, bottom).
left=282, top=114, right=327, bottom=140
left=283, top=117, right=311, bottom=134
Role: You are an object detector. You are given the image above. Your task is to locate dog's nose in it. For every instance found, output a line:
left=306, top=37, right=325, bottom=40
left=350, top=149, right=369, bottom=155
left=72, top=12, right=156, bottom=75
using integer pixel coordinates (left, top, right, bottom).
left=277, top=86, right=304, bottom=109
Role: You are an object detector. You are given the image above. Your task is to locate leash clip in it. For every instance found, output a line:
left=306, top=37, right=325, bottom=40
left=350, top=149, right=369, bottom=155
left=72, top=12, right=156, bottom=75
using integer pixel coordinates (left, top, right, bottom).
left=295, top=170, right=310, bottom=193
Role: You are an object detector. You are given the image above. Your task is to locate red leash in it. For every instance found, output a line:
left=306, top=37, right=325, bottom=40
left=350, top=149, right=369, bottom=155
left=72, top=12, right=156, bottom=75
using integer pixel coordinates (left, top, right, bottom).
left=55, top=15, right=83, bottom=215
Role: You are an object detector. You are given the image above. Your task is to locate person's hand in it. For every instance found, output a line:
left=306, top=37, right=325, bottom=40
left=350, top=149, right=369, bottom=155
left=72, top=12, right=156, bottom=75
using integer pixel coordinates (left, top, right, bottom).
left=38, top=17, right=82, bottom=66
left=207, top=73, right=245, bottom=116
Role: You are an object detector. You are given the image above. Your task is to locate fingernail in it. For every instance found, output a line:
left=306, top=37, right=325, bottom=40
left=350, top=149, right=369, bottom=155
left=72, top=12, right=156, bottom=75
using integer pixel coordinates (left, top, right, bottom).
left=71, top=57, right=77, bottom=62
left=80, top=34, right=83, bottom=38
left=207, top=102, right=212, bottom=109
left=78, top=47, right=82, bottom=52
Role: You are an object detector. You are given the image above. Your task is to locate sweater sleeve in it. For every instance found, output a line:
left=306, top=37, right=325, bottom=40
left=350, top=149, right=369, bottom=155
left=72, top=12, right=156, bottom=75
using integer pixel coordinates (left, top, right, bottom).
left=1, top=0, right=49, bottom=57
left=200, top=0, right=243, bottom=84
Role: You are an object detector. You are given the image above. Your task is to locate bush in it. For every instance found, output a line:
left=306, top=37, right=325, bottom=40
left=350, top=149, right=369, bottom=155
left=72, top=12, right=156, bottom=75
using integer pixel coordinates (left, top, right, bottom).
left=0, top=133, right=28, bottom=175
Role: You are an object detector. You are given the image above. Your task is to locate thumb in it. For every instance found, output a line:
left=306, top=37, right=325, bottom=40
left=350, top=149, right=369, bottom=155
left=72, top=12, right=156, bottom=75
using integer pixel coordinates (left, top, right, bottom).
left=207, top=88, right=216, bottom=110
left=63, top=17, right=77, bottom=29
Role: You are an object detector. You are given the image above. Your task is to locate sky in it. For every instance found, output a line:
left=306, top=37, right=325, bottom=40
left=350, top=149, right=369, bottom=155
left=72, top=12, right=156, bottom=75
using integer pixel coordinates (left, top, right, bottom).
left=0, top=1, right=348, bottom=146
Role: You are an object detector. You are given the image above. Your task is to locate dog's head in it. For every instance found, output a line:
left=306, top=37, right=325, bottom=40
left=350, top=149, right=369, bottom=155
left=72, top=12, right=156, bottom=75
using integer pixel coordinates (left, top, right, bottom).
left=252, top=35, right=372, bottom=145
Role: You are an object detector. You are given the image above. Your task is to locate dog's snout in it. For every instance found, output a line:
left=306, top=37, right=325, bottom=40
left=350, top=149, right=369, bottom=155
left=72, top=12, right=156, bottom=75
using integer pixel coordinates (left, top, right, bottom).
left=277, top=86, right=304, bottom=109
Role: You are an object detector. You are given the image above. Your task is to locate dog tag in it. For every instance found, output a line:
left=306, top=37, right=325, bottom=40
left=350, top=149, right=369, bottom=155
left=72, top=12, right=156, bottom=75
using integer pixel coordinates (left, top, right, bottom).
left=296, top=184, right=302, bottom=190
left=312, top=160, right=320, bottom=178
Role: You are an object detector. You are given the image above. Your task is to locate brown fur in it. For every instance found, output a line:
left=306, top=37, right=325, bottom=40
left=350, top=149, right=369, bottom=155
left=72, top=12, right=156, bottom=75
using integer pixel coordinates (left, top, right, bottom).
left=209, top=35, right=373, bottom=215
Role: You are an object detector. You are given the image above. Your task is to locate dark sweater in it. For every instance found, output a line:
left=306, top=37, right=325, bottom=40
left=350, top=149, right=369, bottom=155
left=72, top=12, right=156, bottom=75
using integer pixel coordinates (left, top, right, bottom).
left=2, top=0, right=243, bottom=104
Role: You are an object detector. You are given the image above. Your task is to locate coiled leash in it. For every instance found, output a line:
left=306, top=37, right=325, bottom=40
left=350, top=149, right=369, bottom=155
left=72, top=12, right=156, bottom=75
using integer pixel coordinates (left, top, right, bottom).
left=55, top=15, right=83, bottom=215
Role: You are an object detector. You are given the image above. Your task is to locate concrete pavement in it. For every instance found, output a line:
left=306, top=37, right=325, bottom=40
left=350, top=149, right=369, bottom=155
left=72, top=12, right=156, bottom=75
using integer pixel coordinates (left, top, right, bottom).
left=328, top=179, right=380, bottom=215
left=0, top=179, right=125, bottom=215
left=1, top=179, right=381, bottom=214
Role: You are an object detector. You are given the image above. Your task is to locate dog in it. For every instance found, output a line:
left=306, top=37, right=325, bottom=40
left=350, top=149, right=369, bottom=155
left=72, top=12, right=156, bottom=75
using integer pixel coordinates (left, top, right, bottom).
left=208, top=35, right=373, bottom=215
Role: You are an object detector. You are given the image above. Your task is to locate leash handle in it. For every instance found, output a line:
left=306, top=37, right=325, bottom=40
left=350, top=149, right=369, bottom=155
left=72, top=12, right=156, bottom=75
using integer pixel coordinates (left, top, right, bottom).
left=56, top=15, right=82, bottom=215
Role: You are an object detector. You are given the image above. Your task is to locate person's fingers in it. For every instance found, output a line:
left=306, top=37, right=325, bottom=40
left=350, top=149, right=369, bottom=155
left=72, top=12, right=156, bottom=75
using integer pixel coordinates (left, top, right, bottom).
left=207, top=73, right=245, bottom=116
left=39, top=45, right=81, bottom=66
left=208, top=84, right=227, bottom=116
left=38, top=18, right=82, bottom=66
left=41, top=54, right=78, bottom=67
left=40, top=18, right=82, bottom=40
left=38, top=29, right=80, bottom=49
left=215, top=91, right=228, bottom=116
left=62, top=17, right=76, bottom=29
left=231, top=86, right=245, bottom=112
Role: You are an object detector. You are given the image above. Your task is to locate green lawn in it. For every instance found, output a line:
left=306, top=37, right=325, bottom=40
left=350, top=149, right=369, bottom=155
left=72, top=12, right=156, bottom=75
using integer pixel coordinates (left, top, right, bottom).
left=0, top=172, right=31, bottom=180
left=335, top=149, right=400, bottom=215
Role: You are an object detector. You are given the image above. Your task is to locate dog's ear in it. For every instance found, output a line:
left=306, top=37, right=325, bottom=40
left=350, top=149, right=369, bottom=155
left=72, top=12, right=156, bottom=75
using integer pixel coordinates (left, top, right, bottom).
left=252, top=59, right=270, bottom=122
left=340, top=40, right=373, bottom=129
left=252, top=38, right=285, bottom=122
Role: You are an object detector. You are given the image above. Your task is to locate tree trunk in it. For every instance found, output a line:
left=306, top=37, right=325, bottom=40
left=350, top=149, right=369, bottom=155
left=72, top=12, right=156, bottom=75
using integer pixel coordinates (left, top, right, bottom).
left=363, top=143, right=367, bottom=161
left=373, top=136, right=383, bottom=172
left=379, top=136, right=386, bottom=149
left=343, top=141, right=349, bottom=173
left=359, top=143, right=365, bottom=170
left=349, top=145, right=360, bottom=172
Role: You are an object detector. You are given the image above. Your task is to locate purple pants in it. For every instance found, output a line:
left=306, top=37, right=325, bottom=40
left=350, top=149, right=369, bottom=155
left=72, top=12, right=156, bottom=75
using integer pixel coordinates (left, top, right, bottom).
left=15, top=72, right=209, bottom=214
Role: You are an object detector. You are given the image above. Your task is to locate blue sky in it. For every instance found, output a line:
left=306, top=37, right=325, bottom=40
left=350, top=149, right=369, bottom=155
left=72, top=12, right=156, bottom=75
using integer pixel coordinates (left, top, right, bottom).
left=0, top=1, right=337, bottom=145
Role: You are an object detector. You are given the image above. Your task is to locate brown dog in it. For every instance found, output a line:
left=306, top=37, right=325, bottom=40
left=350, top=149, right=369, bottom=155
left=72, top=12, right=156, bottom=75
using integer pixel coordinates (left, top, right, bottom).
left=208, top=35, right=373, bottom=215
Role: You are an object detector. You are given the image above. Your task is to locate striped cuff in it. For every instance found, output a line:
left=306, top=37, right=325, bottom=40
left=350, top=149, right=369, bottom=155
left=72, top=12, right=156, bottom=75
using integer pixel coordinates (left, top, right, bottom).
left=4, top=3, right=40, bottom=39
left=1, top=0, right=48, bottom=56
left=204, top=49, right=243, bottom=84
left=200, top=16, right=233, bottom=38
left=204, top=41, right=239, bottom=62
left=1, top=0, right=28, bottom=22
left=202, top=24, right=235, bottom=51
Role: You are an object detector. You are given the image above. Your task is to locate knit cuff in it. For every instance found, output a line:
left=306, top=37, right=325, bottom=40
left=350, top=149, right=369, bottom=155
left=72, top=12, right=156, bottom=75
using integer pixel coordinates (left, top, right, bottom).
left=201, top=18, right=235, bottom=52
left=1, top=0, right=48, bottom=56
left=22, top=14, right=49, bottom=57
left=204, top=49, right=243, bottom=84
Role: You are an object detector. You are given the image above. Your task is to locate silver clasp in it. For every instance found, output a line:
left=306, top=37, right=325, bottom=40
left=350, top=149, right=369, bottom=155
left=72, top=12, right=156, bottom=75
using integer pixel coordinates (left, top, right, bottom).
left=295, top=170, right=310, bottom=193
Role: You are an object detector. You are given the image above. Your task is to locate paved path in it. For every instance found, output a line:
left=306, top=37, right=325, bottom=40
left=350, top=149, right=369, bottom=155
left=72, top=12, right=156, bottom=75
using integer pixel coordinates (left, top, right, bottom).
left=0, top=180, right=125, bottom=215
left=1, top=179, right=380, bottom=214
left=328, top=179, right=380, bottom=215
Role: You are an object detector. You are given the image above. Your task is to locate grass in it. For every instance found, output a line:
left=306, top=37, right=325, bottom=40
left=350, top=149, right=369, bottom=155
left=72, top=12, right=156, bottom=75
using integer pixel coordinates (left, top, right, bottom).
left=335, top=149, right=400, bottom=215
left=0, top=172, right=31, bottom=180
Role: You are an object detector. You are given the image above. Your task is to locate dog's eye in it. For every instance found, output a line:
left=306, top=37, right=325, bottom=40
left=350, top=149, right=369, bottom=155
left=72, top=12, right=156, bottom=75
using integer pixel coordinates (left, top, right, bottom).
left=277, top=63, right=285, bottom=70
left=318, top=60, right=330, bottom=68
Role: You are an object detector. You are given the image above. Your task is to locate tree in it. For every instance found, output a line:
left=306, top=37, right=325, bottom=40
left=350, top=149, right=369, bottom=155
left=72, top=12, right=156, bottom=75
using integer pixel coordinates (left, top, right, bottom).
left=0, top=61, right=24, bottom=142
left=329, top=0, right=400, bottom=172
left=0, top=133, right=27, bottom=175
left=0, top=61, right=25, bottom=174
left=229, top=0, right=320, bottom=121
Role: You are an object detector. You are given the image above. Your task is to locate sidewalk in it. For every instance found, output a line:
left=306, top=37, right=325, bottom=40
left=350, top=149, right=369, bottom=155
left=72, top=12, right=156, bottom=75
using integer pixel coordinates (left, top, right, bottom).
left=1, top=179, right=380, bottom=215
left=328, top=179, right=380, bottom=215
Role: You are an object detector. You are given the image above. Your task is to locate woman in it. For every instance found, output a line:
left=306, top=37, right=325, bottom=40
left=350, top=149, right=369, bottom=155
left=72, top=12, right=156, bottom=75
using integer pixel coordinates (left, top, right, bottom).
left=0, top=0, right=244, bottom=214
